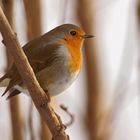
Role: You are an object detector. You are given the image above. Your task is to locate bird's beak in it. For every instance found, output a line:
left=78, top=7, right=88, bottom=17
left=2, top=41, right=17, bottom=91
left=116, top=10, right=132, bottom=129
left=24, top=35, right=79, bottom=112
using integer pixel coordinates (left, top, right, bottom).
left=82, top=34, right=94, bottom=39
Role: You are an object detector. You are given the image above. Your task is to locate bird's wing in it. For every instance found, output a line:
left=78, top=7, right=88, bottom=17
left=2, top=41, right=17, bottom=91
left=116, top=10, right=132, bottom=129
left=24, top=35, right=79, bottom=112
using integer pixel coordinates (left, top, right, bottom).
left=2, top=37, right=61, bottom=95
left=23, top=40, right=61, bottom=73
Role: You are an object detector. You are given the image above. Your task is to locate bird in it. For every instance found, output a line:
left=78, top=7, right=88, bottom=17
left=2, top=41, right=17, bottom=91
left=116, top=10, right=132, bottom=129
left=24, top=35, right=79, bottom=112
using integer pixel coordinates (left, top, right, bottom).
left=0, top=24, right=93, bottom=99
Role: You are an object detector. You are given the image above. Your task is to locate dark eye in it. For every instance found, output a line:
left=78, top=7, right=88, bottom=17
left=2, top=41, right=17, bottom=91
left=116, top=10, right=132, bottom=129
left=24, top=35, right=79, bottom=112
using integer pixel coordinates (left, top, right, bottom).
left=70, top=30, right=77, bottom=36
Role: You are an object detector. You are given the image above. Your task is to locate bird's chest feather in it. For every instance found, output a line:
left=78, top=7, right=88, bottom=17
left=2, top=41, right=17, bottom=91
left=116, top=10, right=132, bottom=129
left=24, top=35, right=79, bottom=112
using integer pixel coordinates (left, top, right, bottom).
left=37, top=46, right=81, bottom=96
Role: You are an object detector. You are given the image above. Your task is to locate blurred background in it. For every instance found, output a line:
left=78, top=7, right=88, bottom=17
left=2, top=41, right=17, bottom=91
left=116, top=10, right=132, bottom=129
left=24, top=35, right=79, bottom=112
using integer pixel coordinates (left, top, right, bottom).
left=0, top=0, right=140, bottom=140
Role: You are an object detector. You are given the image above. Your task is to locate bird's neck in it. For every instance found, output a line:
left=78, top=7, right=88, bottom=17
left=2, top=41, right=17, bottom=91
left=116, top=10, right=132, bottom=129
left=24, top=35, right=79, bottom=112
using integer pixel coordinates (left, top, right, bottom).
left=68, top=44, right=82, bottom=73
left=59, top=38, right=83, bottom=73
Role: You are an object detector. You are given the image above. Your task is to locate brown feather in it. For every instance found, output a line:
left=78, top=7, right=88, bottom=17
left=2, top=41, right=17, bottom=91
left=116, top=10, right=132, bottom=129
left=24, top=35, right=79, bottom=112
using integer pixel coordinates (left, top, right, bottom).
left=1, top=41, right=61, bottom=96
left=6, top=89, right=21, bottom=100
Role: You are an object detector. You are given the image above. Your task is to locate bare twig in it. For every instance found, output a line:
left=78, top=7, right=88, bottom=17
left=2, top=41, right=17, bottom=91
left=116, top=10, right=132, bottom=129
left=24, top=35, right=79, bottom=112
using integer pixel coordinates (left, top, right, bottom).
left=0, top=6, right=69, bottom=140
left=77, top=0, right=102, bottom=139
left=137, top=0, right=140, bottom=134
left=40, top=118, right=51, bottom=140
left=9, top=98, right=23, bottom=140
left=28, top=102, right=35, bottom=140
left=2, top=1, right=23, bottom=140
left=60, top=104, right=74, bottom=127
left=2, top=0, right=13, bottom=66
left=23, top=0, right=41, bottom=40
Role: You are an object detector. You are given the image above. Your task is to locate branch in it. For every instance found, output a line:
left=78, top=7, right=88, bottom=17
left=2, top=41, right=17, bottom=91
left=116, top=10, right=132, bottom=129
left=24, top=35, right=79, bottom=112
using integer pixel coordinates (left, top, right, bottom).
left=0, top=6, right=69, bottom=140
left=2, top=1, right=23, bottom=140
left=60, top=104, right=74, bottom=127
left=23, top=0, right=42, bottom=40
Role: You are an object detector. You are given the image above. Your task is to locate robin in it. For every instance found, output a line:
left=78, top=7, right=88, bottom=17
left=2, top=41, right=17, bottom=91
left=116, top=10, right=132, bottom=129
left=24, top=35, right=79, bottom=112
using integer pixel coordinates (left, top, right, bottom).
left=0, top=24, right=93, bottom=99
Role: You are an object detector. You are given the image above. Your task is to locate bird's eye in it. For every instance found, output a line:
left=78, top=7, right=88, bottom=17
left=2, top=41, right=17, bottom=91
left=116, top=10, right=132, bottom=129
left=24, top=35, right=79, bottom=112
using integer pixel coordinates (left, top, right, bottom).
left=70, top=30, right=77, bottom=36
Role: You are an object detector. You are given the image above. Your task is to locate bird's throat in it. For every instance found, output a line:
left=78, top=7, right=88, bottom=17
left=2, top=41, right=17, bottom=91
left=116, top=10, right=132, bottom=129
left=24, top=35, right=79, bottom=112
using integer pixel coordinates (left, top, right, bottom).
left=60, top=38, right=83, bottom=73
left=67, top=45, right=82, bottom=73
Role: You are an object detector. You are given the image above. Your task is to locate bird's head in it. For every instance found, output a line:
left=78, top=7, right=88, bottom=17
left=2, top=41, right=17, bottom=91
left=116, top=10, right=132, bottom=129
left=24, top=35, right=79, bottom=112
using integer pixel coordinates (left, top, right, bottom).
left=47, top=24, right=93, bottom=49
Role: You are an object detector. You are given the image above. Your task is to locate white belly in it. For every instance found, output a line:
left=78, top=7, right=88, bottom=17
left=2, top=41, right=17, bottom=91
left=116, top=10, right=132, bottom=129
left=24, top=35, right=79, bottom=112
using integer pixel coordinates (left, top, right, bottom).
left=46, top=70, right=79, bottom=96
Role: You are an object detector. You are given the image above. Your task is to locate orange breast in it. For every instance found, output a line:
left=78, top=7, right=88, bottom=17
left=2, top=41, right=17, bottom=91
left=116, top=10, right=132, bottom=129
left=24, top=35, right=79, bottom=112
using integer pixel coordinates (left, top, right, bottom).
left=60, top=36, right=83, bottom=73
left=67, top=44, right=82, bottom=73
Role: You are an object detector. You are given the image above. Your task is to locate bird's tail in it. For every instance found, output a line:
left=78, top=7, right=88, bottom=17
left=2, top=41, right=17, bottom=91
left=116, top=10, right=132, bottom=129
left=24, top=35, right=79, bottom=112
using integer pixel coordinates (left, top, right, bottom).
left=0, top=74, right=10, bottom=87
